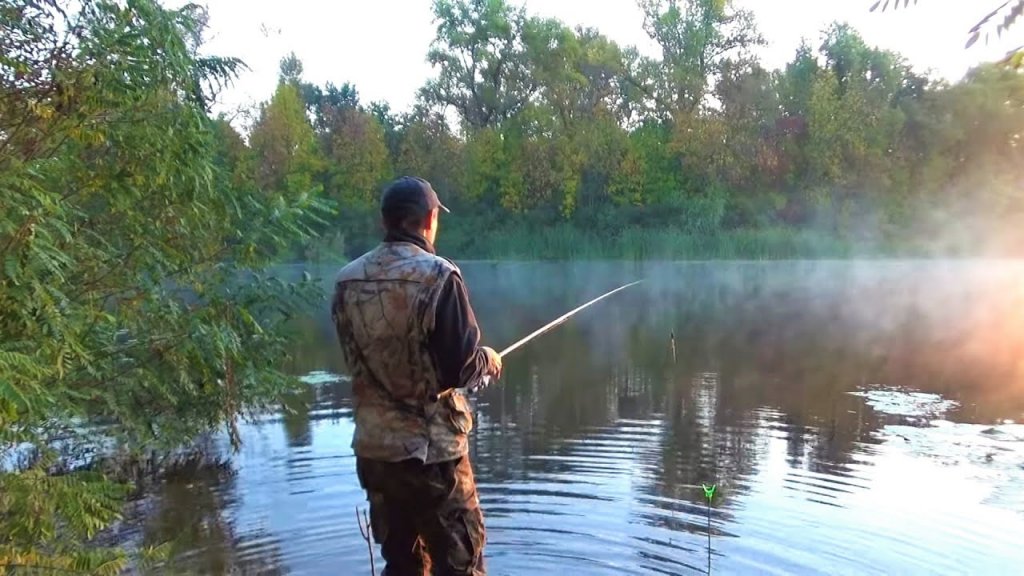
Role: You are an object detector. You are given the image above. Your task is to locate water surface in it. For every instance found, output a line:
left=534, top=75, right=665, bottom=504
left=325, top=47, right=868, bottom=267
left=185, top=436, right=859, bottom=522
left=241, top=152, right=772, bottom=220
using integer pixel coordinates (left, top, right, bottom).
left=114, top=261, right=1024, bottom=575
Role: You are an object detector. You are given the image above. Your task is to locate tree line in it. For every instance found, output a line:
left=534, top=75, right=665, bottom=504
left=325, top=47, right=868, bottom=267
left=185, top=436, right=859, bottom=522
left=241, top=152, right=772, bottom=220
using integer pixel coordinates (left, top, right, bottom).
left=230, top=0, right=1024, bottom=259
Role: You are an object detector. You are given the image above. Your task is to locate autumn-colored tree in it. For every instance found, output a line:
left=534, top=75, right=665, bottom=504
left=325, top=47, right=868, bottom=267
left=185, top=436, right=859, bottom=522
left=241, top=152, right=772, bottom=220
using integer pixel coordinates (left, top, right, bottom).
left=395, top=111, right=466, bottom=201
left=321, top=106, right=391, bottom=209
left=248, top=79, right=324, bottom=198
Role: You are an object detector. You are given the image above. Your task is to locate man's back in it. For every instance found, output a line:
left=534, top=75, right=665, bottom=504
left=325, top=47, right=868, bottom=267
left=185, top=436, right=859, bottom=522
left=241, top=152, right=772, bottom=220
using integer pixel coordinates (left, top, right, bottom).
left=334, top=241, right=472, bottom=464
left=332, top=176, right=498, bottom=576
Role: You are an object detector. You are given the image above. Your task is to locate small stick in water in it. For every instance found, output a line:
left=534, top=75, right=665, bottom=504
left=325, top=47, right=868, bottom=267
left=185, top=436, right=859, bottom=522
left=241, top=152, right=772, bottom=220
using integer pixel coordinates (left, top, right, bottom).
left=357, top=507, right=375, bottom=575
left=670, top=331, right=677, bottom=364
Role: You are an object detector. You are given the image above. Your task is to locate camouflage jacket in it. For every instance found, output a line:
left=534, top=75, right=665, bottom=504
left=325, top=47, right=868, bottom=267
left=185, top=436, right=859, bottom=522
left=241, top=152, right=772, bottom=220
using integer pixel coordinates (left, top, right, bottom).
left=332, top=241, right=474, bottom=464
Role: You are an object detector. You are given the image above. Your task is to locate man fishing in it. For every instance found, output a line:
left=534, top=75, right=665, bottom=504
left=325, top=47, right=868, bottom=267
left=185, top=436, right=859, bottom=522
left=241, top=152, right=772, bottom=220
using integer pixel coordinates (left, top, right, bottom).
left=331, top=175, right=501, bottom=576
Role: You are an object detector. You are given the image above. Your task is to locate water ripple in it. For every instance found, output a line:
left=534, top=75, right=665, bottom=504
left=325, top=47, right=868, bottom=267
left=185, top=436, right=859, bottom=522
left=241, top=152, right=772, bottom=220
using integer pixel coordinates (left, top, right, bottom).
left=106, top=261, right=1024, bottom=574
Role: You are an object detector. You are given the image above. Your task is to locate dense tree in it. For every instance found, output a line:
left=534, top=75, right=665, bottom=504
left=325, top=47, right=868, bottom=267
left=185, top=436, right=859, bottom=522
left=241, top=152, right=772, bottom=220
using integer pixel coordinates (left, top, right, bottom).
left=421, top=0, right=535, bottom=130
left=907, top=64, right=1024, bottom=223
left=319, top=101, right=393, bottom=256
left=0, top=0, right=326, bottom=569
left=637, top=0, right=764, bottom=116
left=304, top=81, right=361, bottom=133
left=395, top=111, right=465, bottom=196
left=226, top=0, right=1024, bottom=259
left=369, top=100, right=404, bottom=159
left=320, top=105, right=391, bottom=209
left=400, top=0, right=1024, bottom=255
left=248, top=80, right=323, bottom=198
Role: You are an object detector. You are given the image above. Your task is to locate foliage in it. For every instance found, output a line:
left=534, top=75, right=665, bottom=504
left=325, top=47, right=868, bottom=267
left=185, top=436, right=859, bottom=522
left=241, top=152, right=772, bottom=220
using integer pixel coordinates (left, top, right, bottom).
left=248, top=80, right=324, bottom=198
left=284, top=0, right=1019, bottom=261
left=0, top=0, right=327, bottom=570
left=638, top=0, right=764, bottom=115
left=420, top=0, right=535, bottom=130
left=260, top=0, right=1024, bottom=261
left=871, top=0, right=1024, bottom=66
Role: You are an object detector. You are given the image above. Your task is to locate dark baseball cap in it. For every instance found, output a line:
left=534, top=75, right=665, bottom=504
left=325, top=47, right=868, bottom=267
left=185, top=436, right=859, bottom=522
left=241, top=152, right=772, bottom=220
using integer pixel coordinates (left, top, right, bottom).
left=380, top=176, right=450, bottom=219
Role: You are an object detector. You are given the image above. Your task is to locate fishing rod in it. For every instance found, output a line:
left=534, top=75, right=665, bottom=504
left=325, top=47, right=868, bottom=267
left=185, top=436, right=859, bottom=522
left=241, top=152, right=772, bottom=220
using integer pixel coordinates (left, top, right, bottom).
left=432, top=279, right=644, bottom=402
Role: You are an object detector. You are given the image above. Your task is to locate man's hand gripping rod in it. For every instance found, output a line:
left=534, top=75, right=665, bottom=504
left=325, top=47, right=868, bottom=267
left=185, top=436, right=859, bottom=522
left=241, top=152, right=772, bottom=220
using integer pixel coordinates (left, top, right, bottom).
left=432, top=280, right=643, bottom=402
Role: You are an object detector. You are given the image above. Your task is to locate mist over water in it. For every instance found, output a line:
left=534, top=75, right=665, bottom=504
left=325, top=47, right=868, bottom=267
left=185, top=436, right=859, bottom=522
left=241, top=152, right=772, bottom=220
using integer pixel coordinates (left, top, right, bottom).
left=111, top=261, right=1024, bottom=575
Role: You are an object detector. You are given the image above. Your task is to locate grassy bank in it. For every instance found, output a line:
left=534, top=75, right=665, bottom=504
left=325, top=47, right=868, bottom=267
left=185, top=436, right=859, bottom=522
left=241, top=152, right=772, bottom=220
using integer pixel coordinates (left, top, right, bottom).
left=297, top=226, right=854, bottom=263
left=300, top=220, right=1014, bottom=263
left=436, top=225, right=861, bottom=260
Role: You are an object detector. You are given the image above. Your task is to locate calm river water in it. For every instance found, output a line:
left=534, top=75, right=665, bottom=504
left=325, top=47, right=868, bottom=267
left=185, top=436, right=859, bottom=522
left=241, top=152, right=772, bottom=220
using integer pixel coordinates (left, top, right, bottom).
left=113, top=261, right=1024, bottom=575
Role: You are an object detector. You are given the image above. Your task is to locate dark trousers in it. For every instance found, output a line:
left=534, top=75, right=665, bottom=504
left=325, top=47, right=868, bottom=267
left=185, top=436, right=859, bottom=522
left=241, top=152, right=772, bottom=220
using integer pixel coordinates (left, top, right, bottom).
left=356, top=455, right=486, bottom=576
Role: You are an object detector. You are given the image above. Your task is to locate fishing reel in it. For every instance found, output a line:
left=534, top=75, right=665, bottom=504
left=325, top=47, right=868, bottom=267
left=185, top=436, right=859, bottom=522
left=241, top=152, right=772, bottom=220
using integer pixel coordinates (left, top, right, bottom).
left=429, top=374, right=492, bottom=403
left=463, top=374, right=493, bottom=396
